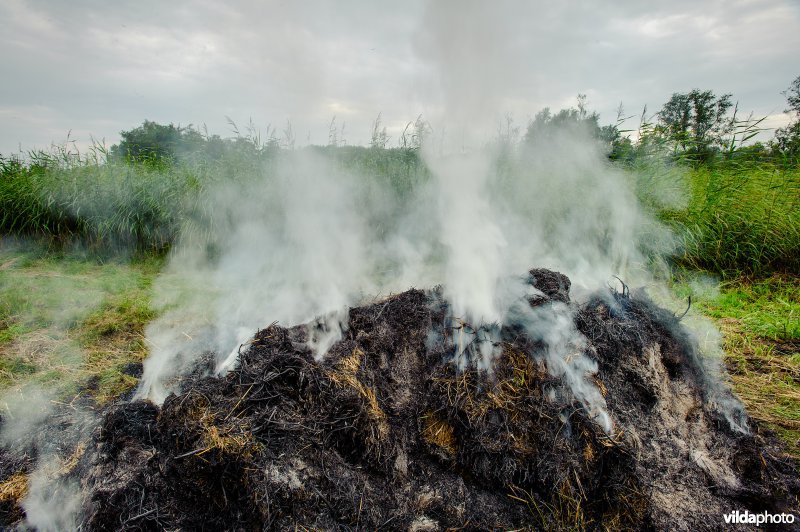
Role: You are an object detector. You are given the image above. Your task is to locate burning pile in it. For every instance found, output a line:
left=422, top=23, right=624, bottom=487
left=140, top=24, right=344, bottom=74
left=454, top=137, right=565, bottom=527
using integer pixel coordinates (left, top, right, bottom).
left=3, top=269, right=799, bottom=530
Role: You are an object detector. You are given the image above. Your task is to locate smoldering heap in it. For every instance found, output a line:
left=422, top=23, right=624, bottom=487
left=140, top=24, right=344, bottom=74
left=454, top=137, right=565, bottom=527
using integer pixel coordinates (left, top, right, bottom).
left=4, top=269, right=799, bottom=530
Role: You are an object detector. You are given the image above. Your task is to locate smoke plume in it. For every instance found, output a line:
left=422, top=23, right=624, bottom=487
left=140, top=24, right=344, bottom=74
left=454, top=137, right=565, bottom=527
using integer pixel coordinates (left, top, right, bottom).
left=0, top=4, right=758, bottom=530
left=135, top=2, right=684, bottom=436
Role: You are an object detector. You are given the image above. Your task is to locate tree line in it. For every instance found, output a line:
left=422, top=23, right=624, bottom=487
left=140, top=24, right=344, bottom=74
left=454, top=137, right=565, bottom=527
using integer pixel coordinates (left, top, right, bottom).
left=109, top=76, right=800, bottom=168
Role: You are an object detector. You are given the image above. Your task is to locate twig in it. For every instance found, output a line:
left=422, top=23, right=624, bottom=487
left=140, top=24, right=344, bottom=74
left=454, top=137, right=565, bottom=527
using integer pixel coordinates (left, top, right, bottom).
left=613, top=275, right=629, bottom=297
left=174, top=447, right=210, bottom=459
left=224, top=383, right=254, bottom=421
left=676, top=296, right=692, bottom=321
left=378, top=515, right=398, bottom=529
left=125, top=507, right=156, bottom=523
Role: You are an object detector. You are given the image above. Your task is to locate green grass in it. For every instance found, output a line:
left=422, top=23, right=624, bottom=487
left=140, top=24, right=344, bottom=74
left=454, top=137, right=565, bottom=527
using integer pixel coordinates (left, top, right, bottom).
left=699, top=276, right=799, bottom=341
left=0, top=242, right=161, bottom=402
left=673, top=273, right=800, bottom=458
left=663, top=163, right=800, bottom=276
left=4, top=142, right=798, bottom=279
left=0, top=145, right=427, bottom=256
left=0, top=154, right=199, bottom=254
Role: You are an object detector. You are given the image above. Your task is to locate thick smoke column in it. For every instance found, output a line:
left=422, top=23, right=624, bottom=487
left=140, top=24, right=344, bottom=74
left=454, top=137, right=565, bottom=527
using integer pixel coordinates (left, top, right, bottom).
left=430, top=152, right=506, bottom=324
left=415, top=1, right=616, bottom=425
left=416, top=0, right=513, bottom=324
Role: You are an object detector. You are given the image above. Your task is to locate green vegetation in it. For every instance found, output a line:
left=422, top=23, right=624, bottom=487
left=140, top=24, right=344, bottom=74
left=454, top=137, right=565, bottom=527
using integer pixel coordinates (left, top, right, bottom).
left=673, top=275, right=799, bottom=457
left=0, top=79, right=798, bottom=457
left=524, top=93, right=623, bottom=156
left=774, top=75, right=800, bottom=164
left=3, top=146, right=797, bottom=279
left=0, top=148, right=205, bottom=254
left=109, top=120, right=211, bottom=164
left=0, top=137, right=430, bottom=256
left=666, top=164, right=799, bottom=276
left=0, top=243, right=160, bottom=402
left=656, top=89, right=734, bottom=163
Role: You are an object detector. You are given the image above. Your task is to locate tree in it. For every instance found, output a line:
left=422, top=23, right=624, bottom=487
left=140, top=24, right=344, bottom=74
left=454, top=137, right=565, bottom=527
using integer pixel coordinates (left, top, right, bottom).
left=657, top=89, right=734, bottom=161
left=525, top=96, right=601, bottom=143
left=773, top=75, right=800, bottom=162
left=110, top=120, right=205, bottom=163
left=784, top=75, right=800, bottom=114
left=524, top=94, right=626, bottom=157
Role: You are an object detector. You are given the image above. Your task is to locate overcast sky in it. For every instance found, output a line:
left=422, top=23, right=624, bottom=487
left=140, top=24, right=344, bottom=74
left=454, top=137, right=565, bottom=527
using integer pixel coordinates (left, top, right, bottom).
left=1, top=0, right=798, bottom=154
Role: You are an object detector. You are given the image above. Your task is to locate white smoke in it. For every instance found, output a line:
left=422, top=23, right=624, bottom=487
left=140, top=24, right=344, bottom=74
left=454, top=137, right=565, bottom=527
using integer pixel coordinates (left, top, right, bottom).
left=137, top=150, right=372, bottom=402
left=429, top=151, right=506, bottom=324
left=648, top=281, right=750, bottom=433
left=511, top=297, right=612, bottom=433
left=0, top=386, right=87, bottom=530
left=131, top=0, right=721, bottom=440
left=412, top=0, right=649, bottom=430
left=22, top=464, right=82, bottom=532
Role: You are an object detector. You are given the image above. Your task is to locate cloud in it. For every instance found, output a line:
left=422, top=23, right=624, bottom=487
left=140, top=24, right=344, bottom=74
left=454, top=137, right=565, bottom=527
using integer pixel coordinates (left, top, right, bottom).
left=1, top=0, right=798, bottom=153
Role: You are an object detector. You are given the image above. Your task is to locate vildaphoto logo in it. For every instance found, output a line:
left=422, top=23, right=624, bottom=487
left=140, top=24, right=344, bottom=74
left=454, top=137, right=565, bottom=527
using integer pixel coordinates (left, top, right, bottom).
left=723, top=510, right=795, bottom=527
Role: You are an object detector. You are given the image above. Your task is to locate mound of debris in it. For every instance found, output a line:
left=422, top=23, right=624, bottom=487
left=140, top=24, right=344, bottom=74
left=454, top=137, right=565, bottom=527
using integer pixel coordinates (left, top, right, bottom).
left=8, top=269, right=800, bottom=530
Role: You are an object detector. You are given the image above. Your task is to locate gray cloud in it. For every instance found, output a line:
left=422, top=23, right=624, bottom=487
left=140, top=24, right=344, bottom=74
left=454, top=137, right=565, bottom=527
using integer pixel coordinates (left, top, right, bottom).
left=1, top=0, right=798, bottom=153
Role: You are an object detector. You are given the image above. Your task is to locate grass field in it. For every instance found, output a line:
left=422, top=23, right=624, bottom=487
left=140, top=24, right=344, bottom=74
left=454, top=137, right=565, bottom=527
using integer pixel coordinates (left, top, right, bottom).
left=0, top=243, right=161, bottom=403
left=673, top=273, right=800, bottom=457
